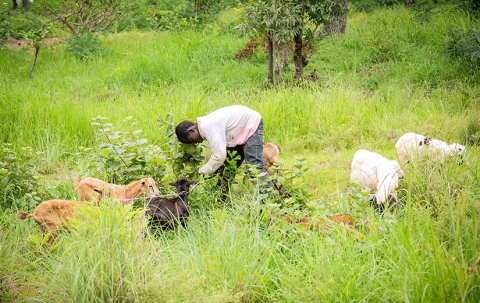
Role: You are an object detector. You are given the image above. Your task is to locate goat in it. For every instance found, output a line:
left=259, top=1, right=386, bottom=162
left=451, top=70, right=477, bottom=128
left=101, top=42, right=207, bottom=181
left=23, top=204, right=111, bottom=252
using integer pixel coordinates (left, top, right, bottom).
left=395, top=132, right=430, bottom=164
left=18, top=199, right=87, bottom=245
left=74, top=176, right=160, bottom=205
left=350, top=149, right=404, bottom=213
left=395, top=132, right=466, bottom=164
left=145, top=179, right=198, bottom=230
left=263, top=142, right=281, bottom=175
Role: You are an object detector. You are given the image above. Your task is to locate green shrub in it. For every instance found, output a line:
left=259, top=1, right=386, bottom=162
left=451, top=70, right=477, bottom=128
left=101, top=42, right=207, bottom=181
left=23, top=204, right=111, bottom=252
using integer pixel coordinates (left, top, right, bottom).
left=0, top=3, right=52, bottom=45
left=66, top=34, right=100, bottom=61
left=80, top=116, right=168, bottom=185
left=2, top=10, right=45, bottom=40
left=457, top=0, right=480, bottom=15
left=0, top=2, right=10, bottom=44
left=0, top=143, right=48, bottom=211
left=113, top=4, right=158, bottom=31
left=158, top=113, right=204, bottom=180
left=446, top=22, right=480, bottom=72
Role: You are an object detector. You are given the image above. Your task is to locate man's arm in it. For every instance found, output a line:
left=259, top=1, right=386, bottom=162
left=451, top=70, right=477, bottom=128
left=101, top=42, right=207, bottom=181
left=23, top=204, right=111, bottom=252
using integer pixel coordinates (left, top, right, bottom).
left=199, top=133, right=227, bottom=174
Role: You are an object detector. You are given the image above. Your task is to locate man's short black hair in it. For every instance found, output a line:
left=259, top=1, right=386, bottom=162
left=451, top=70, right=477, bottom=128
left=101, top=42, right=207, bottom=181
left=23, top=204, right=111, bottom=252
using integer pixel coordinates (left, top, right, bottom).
left=175, top=121, right=195, bottom=143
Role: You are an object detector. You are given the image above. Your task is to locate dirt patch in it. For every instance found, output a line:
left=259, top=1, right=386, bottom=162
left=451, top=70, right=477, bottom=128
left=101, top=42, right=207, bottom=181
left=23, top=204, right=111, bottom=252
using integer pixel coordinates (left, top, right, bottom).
left=5, top=37, right=63, bottom=49
left=234, top=38, right=263, bottom=61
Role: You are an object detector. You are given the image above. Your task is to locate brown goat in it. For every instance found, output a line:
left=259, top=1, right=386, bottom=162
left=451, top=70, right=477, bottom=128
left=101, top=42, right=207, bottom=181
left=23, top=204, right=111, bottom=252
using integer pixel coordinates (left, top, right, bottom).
left=18, top=199, right=86, bottom=245
left=263, top=142, right=281, bottom=175
left=74, top=177, right=160, bottom=205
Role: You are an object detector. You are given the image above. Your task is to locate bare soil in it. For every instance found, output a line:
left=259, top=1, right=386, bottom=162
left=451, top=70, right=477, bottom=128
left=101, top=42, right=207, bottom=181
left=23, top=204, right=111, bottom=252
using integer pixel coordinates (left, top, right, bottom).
left=5, top=37, right=63, bottom=49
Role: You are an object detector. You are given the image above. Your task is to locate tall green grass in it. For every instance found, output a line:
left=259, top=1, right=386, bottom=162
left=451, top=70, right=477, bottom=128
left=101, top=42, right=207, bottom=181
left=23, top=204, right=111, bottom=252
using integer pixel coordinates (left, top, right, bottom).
left=1, top=4, right=480, bottom=302
left=2, top=188, right=478, bottom=302
left=1, top=6, right=478, bottom=160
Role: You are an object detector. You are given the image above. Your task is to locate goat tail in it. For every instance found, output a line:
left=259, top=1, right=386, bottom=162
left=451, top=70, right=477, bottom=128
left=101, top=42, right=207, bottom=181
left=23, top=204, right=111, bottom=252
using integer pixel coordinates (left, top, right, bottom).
left=18, top=211, right=34, bottom=220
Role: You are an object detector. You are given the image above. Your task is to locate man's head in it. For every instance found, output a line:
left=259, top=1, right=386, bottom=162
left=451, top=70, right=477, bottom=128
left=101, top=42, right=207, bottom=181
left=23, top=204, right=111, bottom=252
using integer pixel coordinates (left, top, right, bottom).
left=175, top=121, right=203, bottom=144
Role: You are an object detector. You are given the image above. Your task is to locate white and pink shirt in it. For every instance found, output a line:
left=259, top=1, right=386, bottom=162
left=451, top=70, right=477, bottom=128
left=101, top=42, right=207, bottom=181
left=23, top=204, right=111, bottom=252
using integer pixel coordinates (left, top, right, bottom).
left=197, top=105, right=261, bottom=174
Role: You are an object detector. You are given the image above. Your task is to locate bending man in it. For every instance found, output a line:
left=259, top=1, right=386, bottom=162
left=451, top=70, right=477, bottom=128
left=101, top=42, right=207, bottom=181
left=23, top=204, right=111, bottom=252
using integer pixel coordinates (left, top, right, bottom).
left=175, top=105, right=269, bottom=201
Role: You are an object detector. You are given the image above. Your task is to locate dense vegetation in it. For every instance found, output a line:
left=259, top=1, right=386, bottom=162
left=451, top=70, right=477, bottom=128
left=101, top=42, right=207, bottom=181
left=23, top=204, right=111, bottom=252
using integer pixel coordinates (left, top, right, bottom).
left=1, top=1, right=480, bottom=302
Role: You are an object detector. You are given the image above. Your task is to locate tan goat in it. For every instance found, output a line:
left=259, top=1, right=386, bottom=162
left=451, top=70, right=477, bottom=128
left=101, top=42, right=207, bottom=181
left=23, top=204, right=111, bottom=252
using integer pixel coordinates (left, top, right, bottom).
left=74, top=177, right=160, bottom=205
left=263, top=142, right=281, bottom=174
left=18, top=199, right=86, bottom=245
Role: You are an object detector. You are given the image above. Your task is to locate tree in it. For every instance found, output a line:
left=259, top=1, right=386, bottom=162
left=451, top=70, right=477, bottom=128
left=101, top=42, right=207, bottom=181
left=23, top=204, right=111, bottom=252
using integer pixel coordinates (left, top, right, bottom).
left=237, top=0, right=348, bottom=83
left=237, top=0, right=303, bottom=85
left=293, top=0, right=348, bottom=80
left=39, top=0, right=123, bottom=37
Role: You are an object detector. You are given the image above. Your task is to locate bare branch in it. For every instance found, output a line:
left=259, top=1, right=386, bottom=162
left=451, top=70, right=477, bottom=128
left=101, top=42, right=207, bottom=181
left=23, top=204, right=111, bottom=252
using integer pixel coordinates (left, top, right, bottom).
left=39, top=0, right=123, bottom=36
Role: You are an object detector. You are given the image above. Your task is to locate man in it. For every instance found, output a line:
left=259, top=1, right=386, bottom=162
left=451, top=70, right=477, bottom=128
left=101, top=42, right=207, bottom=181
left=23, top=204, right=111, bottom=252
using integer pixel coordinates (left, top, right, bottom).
left=175, top=105, right=269, bottom=200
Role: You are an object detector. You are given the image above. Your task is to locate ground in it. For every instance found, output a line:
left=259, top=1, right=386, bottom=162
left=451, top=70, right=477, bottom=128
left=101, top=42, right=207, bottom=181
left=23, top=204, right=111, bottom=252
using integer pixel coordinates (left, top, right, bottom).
left=5, top=37, right=63, bottom=49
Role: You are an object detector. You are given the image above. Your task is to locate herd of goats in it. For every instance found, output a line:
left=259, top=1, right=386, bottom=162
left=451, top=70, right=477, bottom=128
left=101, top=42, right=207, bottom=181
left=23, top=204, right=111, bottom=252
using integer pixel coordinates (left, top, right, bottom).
left=17, top=132, right=466, bottom=245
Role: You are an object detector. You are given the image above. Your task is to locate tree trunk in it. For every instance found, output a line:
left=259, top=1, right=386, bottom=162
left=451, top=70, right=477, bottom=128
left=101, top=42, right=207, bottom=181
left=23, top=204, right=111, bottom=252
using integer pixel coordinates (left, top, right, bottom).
left=30, top=45, right=40, bottom=76
left=12, top=0, right=17, bottom=10
left=267, top=38, right=274, bottom=85
left=274, top=41, right=281, bottom=85
left=293, top=30, right=304, bottom=81
left=282, top=43, right=289, bottom=70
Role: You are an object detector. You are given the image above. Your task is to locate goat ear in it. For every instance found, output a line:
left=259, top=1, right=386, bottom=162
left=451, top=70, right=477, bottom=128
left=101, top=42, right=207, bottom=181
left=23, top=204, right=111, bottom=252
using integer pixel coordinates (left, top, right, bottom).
left=168, top=182, right=175, bottom=186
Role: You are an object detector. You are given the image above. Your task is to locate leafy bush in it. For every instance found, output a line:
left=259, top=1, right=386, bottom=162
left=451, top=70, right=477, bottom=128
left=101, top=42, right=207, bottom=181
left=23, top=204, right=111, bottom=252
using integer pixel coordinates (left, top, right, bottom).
left=2, top=10, right=45, bottom=39
left=445, top=22, right=480, bottom=72
left=0, top=3, right=51, bottom=45
left=80, top=116, right=168, bottom=185
left=113, top=4, right=158, bottom=31
left=66, top=34, right=100, bottom=61
left=152, top=4, right=201, bottom=31
left=158, top=113, right=204, bottom=180
left=0, top=2, right=10, bottom=44
left=457, top=0, right=480, bottom=15
left=0, top=143, right=48, bottom=211
left=264, top=156, right=312, bottom=216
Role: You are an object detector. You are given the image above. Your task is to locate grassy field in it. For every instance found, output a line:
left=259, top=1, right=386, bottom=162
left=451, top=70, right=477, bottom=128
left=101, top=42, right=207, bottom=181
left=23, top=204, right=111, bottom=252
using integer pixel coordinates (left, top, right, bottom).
left=1, top=4, right=480, bottom=302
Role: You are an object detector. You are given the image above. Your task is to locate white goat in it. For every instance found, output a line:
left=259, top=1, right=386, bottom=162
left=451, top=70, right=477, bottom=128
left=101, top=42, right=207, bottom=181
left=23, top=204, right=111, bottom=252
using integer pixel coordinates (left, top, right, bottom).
left=394, top=132, right=430, bottom=164
left=395, top=132, right=465, bottom=164
left=426, top=139, right=466, bottom=163
left=350, top=149, right=404, bottom=212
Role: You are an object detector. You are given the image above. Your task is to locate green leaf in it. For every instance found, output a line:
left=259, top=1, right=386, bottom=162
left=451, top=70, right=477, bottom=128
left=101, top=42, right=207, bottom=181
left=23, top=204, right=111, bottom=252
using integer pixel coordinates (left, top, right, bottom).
left=166, top=113, right=174, bottom=124
left=136, top=139, right=148, bottom=145
left=108, top=132, right=121, bottom=140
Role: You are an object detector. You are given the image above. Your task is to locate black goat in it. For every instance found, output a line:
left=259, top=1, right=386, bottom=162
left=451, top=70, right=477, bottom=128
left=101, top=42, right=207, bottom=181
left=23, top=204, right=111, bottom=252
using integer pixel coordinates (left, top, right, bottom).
left=145, top=179, right=198, bottom=229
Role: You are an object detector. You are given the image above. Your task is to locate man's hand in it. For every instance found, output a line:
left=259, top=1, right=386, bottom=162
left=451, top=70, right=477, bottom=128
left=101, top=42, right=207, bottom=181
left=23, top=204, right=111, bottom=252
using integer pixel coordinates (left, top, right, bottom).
left=198, top=166, right=211, bottom=175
